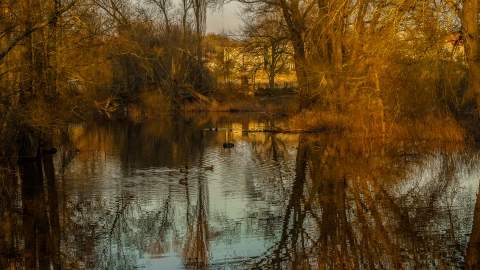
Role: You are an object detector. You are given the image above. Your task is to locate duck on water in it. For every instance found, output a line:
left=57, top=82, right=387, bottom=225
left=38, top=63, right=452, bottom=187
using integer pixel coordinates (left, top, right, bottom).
left=179, top=177, right=188, bottom=185
left=223, top=143, right=234, bottom=148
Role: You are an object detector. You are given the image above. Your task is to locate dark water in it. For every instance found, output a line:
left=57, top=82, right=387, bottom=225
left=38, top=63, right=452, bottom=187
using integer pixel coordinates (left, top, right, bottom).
left=2, top=113, right=480, bottom=269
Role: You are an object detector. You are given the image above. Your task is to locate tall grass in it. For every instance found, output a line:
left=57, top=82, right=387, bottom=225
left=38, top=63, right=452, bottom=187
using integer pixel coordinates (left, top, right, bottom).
left=288, top=109, right=349, bottom=132
left=391, top=115, right=467, bottom=142
left=287, top=108, right=467, bottom=142
left=181, top=98, right=266, bottom=112
left=141, top=90, right=172, bottom=115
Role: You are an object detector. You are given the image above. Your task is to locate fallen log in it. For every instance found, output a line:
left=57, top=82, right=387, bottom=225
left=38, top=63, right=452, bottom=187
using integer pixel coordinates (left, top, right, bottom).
left=180, top=84, right=211, bottom=104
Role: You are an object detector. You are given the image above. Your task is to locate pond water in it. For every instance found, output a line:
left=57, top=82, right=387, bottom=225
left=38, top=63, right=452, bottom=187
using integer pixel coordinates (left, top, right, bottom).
left=2, top=112, right=480, bottom=269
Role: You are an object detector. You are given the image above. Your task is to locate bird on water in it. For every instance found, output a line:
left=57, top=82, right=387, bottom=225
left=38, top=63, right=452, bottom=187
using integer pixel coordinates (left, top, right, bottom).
left=223, top=143, right=234, bottom=148
left=179, top=177, right=188, bottom=185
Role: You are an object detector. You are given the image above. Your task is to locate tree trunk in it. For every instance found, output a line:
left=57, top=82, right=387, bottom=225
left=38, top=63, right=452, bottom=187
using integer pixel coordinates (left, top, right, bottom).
left=269, top=45, right=276, bottom=90
left=193, top=0, right=205, bottom=91
left=459, top=0, right=480, bottom=117
left=47, top=0, right=59, bottom=101
left=280, top=2, right=311, bottom=111
left=332, top=27, right=344, bottom=112
left=289, top=28, right=310, bottom=111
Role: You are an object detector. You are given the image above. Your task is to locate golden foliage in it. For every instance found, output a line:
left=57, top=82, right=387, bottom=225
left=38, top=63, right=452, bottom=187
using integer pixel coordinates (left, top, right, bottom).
left=141, top=90, right=172, bottom=114
left=391, top=115, right=467, bottom=142
left=287, top=108, right=467, bottom=142
left=287, top=109, right=348, bottom=132
left=181, top=98, right=266, bottom=112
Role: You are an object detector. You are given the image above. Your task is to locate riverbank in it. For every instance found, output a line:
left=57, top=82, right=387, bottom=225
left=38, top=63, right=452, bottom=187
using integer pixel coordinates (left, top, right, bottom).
left=130, top=96, right=469, bottom=142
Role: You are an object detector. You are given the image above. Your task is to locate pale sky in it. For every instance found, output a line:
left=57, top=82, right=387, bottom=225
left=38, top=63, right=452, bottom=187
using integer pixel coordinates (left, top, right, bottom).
left=206, top=1, right=243, bottom=34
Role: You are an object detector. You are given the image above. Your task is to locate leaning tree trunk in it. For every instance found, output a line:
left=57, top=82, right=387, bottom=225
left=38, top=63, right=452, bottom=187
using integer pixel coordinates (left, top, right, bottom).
left=458, top=0, right=480, bottom=117
left=283, top=13, right=310, bottom=111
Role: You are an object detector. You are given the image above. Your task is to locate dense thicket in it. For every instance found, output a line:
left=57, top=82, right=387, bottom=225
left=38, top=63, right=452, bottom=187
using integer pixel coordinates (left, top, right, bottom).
left=0, top=0, right=479, bottom=160
left=239, top=0, right=479, bottom=137
left=0, top=0, right=215, bottom=159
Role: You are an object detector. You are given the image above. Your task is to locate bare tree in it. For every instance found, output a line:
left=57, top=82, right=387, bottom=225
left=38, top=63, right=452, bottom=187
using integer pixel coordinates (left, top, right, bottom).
left=149, top=0, right=174, bottom=33
left=0, top=0, right=78, bottom=62
left=243, top=11, right=291, bottom=91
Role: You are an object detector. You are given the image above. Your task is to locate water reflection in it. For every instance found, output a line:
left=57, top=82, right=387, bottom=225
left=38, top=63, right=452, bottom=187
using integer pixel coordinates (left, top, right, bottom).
left=245, top=137, right=480, bottom=269
left=1, top=113, right=480, bottom=269
left=466, top=180, right=480, bottom=269
left=0, top=144, right=61, bottom=269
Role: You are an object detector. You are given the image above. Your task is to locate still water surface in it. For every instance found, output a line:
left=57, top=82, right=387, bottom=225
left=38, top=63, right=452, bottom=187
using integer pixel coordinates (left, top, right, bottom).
left=2, top=113, right=480, bottom=269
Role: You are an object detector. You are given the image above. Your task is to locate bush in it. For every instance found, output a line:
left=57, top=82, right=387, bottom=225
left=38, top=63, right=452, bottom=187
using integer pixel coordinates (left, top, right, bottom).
left=141, top=90, right=172, bottom=115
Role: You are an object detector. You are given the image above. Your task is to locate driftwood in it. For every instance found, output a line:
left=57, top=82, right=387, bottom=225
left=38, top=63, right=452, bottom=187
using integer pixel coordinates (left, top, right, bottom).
left=95, top=96, right=118, bottom=113
left=180, top=84, right=211, bottom=104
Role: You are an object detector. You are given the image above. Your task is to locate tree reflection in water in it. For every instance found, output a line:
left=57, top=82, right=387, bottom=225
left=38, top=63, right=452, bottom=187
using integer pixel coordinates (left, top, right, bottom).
left=248, top=135, right=479, bottom=269
left=466, top=179, right=480, bottom=269
left=1, top=116, right=480, bottom=269
left=0, top=142, right=61, bottom=269
left=182, top=176, right=211, bottom=269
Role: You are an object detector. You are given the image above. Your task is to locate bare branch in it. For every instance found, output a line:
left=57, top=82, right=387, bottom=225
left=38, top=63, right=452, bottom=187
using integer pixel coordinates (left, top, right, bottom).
left=0, top=0, right=79, bottom=62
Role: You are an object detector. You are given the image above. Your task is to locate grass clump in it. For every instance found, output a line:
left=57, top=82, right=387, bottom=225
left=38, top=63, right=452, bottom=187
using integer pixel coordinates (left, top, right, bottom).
left=286, top=107, right=467, bottom=142
left=391, top=115, right=467, bottom=142
left=181, top=98, right=266, bottom=112
left=141, top=90, right=172, bottom=114
left=287, top=109, right=349, bottom=132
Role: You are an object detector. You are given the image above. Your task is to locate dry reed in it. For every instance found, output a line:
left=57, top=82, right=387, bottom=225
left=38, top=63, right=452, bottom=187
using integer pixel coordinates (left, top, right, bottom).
left=181, top=98, right=266, bottom=112
left=390, top=115, right=467, bottom=142
left=287, top=108, right=467, bottom=142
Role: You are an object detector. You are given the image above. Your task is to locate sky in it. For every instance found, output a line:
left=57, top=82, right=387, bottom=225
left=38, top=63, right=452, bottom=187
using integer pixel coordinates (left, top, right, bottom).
left=206, top=1, right=243, bottom=34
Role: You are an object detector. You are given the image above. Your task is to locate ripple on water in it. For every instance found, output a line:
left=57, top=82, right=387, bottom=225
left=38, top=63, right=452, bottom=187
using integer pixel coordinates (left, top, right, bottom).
left=49, top=119, right=480, bottom=270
